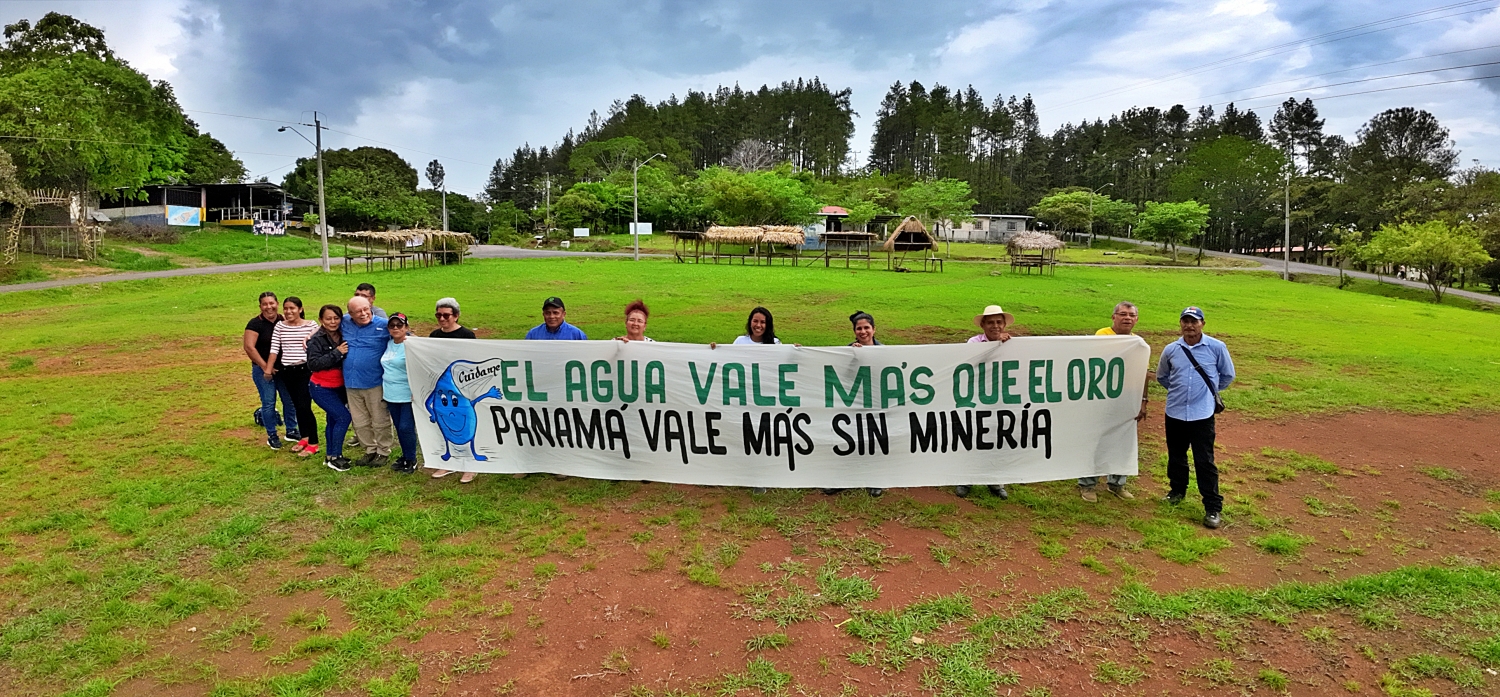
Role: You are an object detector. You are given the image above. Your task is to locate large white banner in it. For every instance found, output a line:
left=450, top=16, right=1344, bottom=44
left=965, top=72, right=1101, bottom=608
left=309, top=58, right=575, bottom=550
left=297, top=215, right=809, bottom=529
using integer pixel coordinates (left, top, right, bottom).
left=404, top=336, right=1149, bottom=488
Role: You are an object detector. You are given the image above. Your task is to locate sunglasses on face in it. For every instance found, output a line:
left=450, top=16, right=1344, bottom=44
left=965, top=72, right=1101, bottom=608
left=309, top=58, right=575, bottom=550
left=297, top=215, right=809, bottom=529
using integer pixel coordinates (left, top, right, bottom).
left=436, top=312, right=455, bottom=318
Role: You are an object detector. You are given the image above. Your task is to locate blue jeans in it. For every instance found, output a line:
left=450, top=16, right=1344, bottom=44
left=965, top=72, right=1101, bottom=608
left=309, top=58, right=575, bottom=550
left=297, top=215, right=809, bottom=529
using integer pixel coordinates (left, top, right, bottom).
left=386, top=401, right=417, bottom=464
left=1079, top=475, right=1129, bottom=487
left=310, top=384, right=351, bottom=458
left=252, top=367, right=299, bottom=437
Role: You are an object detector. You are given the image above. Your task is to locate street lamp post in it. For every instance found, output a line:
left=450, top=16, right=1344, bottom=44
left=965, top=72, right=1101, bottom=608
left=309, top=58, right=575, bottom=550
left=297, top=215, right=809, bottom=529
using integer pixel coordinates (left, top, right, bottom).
left=1283, top=172, right=1291, bottom=281
left=278, top=112, right=330, bottom=272
left=632, top=153, right=666, bottom=261
left=1088, top=182, right=1114, bottom=248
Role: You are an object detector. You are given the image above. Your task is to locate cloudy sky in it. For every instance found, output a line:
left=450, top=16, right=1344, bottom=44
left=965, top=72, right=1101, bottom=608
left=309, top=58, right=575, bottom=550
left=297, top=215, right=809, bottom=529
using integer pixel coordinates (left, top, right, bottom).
left=7, top=0, right=1499, bottom=195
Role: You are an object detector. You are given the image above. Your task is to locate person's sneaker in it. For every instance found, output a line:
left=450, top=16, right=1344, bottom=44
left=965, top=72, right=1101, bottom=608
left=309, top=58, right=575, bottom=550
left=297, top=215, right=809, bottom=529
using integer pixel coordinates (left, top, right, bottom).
left=1079, top=485, right=1098, bottom=503
left=954, top=485, right=972, bottom=498
left=1204, top=512, right=1222, bottom=529
left=1164, top=492, right=1185, bottom=506
left=866, top=488, right=884, bottom=497
left=267, top=434, right=283, bottom=450
left=752, top=487, right=768, bottom=495
left=325, top=456, right=351, bottom=472
left=285, top=431, right=301, bottom=443
left=1108, top=483, right=1135, bottom=500
left=987, top=484, right=1008, bottom=500
left=356, top=452, right=382, bottom=467
left=392, top=460, right=416, bottom=474
left=822, top=488, right=845, bottom=495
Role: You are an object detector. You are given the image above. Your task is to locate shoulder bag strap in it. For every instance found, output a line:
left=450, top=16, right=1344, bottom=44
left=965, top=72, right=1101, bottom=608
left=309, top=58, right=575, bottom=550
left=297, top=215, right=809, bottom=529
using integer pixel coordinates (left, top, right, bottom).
left=1177, top=342, right=1225, bottom=412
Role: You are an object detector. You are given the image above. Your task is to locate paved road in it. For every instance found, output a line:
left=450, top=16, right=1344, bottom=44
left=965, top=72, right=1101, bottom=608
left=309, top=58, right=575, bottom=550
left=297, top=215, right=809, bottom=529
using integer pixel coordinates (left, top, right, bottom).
left=0, top=245, right=619, bottom=294
left=1092, top=235, right=1500, bottom=306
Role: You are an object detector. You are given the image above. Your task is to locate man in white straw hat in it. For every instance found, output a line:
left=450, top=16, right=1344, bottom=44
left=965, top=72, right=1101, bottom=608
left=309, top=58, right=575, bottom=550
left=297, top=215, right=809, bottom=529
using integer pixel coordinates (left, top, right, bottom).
left=956, top=304, right=1013, bottom=500
left=968, top=305, right=1014, bottom=344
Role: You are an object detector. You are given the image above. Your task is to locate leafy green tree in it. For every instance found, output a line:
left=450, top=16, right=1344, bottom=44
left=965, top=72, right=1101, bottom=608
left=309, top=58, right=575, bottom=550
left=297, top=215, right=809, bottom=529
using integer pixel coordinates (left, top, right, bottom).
left=324, top=167, right=430, bottom=230
left=1030, top=189, right=1133, bottom=239
left=416, top=189, right=483, bottom=234
left=283, top=146, right=418, bottom=202
left=898, top=178, right=976, bottom=237
left=569, top=137, right=648, bottom=179
left=1169, top=136, right=1286, bottom=252
left=181, top=127, right=246, bottom=183
left=689, top=166, right=818, bottom=226
left=1362, top=221, right=1491, bottom=302
left=1344, top=108, right=1458, bottom=230
left=554, top=181, right=627, bottom=233
left=1135, top=200, right=1211, bottom=261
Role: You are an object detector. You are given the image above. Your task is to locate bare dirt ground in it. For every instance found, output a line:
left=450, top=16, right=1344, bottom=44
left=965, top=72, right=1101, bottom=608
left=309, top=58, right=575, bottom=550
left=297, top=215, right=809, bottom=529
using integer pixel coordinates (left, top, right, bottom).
left=94, top=409, right=1500, bottom=697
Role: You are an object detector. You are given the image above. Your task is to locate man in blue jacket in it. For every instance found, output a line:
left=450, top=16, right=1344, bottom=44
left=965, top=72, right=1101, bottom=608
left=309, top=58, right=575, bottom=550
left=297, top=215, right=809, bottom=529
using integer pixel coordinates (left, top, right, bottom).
left=342, top=296, right=392, bottom=467
left=1156, top=306, right=1235, bottom=529
left=525, top=296, right=587, bottom=340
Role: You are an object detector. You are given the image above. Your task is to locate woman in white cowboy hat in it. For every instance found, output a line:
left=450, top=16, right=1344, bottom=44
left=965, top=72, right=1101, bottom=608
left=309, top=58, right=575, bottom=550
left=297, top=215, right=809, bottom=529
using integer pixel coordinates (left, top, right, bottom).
left=968, top=304, right=1014, bottom=344
left=957, top=304, right=1014, bottom=500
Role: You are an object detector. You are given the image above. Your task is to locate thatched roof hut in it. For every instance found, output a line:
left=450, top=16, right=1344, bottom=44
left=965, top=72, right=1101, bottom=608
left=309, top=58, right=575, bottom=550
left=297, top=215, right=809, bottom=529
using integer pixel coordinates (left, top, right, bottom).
left=1005, top=231, right=1065, bottom=251
left=341, top=229, right=476, bottom=244
left=881, top=216, right=938, bottom=252
left=759, top=225, right=806, bottom=246
left=704, top=225, right=806, bottom=246
left=704, top=226, right=763, bottom=244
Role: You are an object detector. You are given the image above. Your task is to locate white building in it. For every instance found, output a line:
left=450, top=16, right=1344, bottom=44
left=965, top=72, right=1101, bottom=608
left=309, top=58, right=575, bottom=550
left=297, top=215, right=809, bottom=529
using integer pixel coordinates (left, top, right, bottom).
left=940, top=214, right=1033, bottom=243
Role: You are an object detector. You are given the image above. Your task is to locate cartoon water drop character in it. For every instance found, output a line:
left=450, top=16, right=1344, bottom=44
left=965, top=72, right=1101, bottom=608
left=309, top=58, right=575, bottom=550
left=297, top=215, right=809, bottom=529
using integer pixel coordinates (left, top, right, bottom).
left=425, top=365, right=504, bottom=461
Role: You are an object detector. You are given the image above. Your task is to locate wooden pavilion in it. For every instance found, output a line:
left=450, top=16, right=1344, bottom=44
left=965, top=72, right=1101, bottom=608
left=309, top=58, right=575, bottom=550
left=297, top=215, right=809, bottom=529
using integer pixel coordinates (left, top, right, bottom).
left=340, top=229, right=475, bottom=273
left=1006, top=231, right=1065, bottom=275
left=882, top=216, right=943, bottom=272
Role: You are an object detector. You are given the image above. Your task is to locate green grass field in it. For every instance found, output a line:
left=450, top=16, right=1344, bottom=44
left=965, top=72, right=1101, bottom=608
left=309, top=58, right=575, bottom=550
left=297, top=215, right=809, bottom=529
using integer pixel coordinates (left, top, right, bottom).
left=2, top=257, right=1499, bottom=696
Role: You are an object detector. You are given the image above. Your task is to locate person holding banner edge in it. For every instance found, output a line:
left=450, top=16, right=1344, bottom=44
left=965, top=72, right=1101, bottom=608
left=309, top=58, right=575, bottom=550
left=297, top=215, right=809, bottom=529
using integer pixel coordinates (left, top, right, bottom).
left=1078, top=301, right=1148, bottom=502
left=429, top=299, right=483, bottom=482
left=615, top=300, right=656, bottom=342
left=1157, top=306, right=1235, bottom=529
left=824, top=310, right=884, bottom=498
left=956, top=304, right=1014, bottom=500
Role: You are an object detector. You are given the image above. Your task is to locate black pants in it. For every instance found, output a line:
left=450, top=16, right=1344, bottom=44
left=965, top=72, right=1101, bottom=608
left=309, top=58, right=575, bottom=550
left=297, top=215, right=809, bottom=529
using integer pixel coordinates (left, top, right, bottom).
left=1165, top=415, right=1219, bottom=514
left=276, top=364, right=318, bottom=445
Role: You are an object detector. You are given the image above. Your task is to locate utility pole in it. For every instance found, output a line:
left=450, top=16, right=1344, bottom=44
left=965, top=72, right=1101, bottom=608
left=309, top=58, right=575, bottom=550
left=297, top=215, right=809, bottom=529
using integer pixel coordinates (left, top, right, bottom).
left=1088, top=182, right=1113, bottom=249
left=278, top=118, right=328, bottom=270
left=632, top=153, right=665, bottom=262
left=1283, top=172, right=1291, bottom=281
left=543, top=172, right=551, bottom=235
left=442, top=184, right=448, bottom=232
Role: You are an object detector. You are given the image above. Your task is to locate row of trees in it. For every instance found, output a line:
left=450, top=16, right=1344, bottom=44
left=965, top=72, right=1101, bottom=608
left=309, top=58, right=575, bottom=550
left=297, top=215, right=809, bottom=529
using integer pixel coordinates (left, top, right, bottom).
left=0, top=13, right=245, bottom=194
left=3, top=11, right=1495, bottom=291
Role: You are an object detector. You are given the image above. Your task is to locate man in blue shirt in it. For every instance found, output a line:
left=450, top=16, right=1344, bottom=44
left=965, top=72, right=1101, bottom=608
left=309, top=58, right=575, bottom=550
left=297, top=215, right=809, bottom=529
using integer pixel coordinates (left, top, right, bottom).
left=1156, top=306, right=1235, bottom=529
left=525, top=296, right=587, bottom=340
left=341, top=296, right=392, bottom=467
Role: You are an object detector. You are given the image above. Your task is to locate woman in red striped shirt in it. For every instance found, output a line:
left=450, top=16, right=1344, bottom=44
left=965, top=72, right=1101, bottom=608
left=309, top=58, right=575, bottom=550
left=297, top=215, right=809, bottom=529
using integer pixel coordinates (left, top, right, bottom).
left=268, top=297, right=321, bottom=457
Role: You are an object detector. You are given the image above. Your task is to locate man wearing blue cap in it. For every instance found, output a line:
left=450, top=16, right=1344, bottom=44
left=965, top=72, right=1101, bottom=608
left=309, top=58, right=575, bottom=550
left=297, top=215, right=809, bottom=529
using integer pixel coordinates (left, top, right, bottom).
left=1156, top=306, right=1235, bottom=529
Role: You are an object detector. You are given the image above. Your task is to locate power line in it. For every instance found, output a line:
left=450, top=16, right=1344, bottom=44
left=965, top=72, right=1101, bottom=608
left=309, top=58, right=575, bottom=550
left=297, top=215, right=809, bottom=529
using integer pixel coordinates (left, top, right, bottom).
left=1198, top=43, right=1500, bottom=100
left=320, top=127, right=488, bottom=166
left=1208, top=59, right=1500, bottom=107
left=1049, top=0, right=1498, bottom=109
left=1238, top=73, right=1500, bottom=111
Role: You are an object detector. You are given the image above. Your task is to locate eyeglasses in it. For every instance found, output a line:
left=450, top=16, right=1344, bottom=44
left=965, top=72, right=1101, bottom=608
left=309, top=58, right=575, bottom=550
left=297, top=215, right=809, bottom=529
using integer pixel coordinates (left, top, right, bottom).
left=436, top=312, right=455, bottom=319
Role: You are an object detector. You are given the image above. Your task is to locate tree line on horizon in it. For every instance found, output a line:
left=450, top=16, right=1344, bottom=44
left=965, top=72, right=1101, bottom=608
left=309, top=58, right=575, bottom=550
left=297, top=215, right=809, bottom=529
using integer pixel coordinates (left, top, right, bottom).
left=0, top=12, right=1495, bottom=295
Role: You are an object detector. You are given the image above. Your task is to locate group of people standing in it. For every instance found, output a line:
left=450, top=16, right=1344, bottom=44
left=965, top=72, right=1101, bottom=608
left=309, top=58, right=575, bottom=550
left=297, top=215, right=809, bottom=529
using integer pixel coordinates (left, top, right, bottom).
left=243, top=286, right=1235, bottom=529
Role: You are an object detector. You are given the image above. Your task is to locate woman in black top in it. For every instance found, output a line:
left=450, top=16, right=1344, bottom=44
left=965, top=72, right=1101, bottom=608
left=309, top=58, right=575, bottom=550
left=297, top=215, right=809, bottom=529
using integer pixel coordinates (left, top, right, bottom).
left=243, top=291, right=299, bottom=449
left=430, top=297, right=476, bottom=339
left=825, top=311, right=884, bottom=498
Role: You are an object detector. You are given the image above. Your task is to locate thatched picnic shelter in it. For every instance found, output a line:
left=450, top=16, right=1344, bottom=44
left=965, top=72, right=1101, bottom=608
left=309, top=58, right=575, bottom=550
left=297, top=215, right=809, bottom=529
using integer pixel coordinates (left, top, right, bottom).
left=881, top=216, right=943, bottom=272
left=340, top=229, right=475, bottom=273
left=700, top=225, right=805, bottom=265
left=1007, top=231, right=1064, bottom=275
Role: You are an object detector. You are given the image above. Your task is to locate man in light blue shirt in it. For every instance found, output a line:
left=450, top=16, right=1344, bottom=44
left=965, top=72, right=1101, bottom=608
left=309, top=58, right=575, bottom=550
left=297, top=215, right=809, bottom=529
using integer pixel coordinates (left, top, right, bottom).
left=525, top=296, right=588, bottom=340
left=1156, top=306, right=1235, bottom=529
